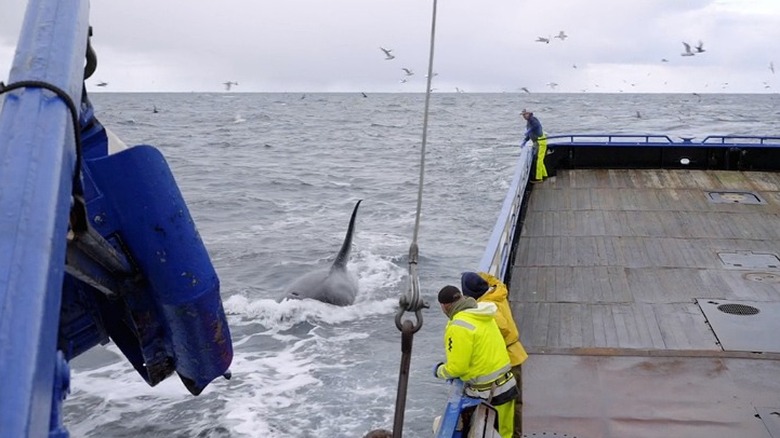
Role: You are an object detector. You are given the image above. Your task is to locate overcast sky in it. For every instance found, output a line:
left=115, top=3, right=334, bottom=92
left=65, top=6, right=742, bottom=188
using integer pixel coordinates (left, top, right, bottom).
left=1, top=0, right=778, bottom=93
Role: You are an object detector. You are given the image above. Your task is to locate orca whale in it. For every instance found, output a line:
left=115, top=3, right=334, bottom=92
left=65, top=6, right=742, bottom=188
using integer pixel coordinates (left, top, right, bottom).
left=282, top=200, right=362, bottom=306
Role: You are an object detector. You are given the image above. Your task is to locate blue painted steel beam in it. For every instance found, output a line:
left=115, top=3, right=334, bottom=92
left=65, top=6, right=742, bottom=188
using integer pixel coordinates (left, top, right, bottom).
left=0, top=0, right=90, bottom=436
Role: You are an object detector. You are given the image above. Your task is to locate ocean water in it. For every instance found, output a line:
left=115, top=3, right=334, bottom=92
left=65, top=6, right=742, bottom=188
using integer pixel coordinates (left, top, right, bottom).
left=63, top=92, right=780, bottom=437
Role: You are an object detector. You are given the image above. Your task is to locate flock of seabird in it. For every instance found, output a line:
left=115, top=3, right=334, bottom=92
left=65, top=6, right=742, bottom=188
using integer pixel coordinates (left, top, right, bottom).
left=379, top=47, right=411, bottom=83
left=522, top=33, right=774, bottom=93
left=378, top=46, right=448, bottom=90
left=535, top=31, right=568, bottom=44
left=681, top=41, right=705, bottom=57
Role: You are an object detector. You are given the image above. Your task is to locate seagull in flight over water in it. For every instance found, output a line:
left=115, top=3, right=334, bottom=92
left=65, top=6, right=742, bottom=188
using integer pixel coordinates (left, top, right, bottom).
left=770, top=62, right=775, bottom=74
left=695, top=40, right=705, bottom=53
left=401, top=68, right=414, bottom=76
left=554, top=31, right=568, bottom=40
left=96, top=81, right=108, bottom=87
left=520, top=87, right=530, bottom=94
left=380, top=47, right=395, bottom=60
left=223, top=81, right=238, bottom=91
left=536, top=36, right=550, bottom=44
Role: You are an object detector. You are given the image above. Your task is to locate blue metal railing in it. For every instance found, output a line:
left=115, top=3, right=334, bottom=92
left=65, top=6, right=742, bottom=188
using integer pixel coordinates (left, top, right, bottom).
left=700, top=135, right=780, bottom=146
left=545, top=134, right=780, bottom=147
left=546, top=133, right=675, bottom=145
left=543, top=133, right=780, bottom=171
left=477, top=146, right=534, bottom=278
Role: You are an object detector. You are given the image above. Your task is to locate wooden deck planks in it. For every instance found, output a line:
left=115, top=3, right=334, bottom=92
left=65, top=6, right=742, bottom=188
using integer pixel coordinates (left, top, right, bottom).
left=509, top=169, right=780, bottom=353
left=515, top=168, right=780, bottom=437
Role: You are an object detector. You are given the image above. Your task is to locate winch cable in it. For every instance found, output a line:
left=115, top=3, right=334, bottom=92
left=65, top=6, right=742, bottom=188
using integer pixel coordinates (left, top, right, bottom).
left=391, top=1, right=438, bottom=437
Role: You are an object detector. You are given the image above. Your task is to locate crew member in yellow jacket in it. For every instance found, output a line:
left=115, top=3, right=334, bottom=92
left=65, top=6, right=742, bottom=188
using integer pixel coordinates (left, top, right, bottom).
left=433, top=285, right=518, bottom=438
left=462, top=271, right=528, bottom=438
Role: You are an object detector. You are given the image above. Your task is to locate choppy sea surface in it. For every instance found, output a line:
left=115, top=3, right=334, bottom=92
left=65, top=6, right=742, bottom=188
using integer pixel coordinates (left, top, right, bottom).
left=64, top=92, right=780, bottom=437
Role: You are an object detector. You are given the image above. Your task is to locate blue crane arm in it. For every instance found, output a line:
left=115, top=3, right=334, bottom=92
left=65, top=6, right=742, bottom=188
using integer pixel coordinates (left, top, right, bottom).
left=0, top=1, right=89, bottom=436
left=0, top=1, right=233, bottom=436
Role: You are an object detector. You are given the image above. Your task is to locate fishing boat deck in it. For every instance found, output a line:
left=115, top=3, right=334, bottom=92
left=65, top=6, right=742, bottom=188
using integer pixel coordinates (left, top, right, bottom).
left=509, top=168, right=780, bottom=438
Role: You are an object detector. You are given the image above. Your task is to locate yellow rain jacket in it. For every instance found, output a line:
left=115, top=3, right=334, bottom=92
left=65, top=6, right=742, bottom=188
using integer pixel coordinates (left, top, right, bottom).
left=477, top=272, right=528, bottom=367
left=436, top=301, right=512, bottom=383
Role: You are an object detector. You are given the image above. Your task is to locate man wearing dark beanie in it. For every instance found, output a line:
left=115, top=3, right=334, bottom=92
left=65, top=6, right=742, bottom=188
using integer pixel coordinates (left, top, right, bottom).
left=462, top=271, right=528, bottom=438
left=433, top=285, right=518, bottom=438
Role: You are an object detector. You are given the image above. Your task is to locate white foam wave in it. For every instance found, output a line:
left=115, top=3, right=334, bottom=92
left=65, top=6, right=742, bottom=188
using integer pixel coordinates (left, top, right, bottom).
left=224, top=294, right=399, bottom=330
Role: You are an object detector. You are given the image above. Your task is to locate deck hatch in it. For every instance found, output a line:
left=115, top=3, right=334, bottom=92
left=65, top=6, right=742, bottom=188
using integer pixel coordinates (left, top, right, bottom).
left=718, top=251, right=780, bottom=269
left=756, top=408, right=780, bottom=438
left=697, top=299, right=780, bottom=353
left=706, top=191, right=765, bottom=204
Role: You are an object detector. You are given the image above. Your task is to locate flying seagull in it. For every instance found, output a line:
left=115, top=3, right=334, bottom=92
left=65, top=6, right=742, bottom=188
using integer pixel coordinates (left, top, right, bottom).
left=401, top=68, right=414, bottom=76
left=554, top=31, right=568, bottom=40
left=681, top=42, right=695, bottom=57
left=661, top=58, right=669, bottom=63
left=223, top=81, right=238, bottom=91
left=96, top=81, right=108, bottom=87
left=380, top=47, right=395, bottom=60
left=520, top=87, right=530, bottom=94
left=535, top=36, right=550, bottom=44
left=546, top=82, right=558, bottom=89
left=770, top=62, right=775, bottom=74
left=695, top=40, right=705, bottom=53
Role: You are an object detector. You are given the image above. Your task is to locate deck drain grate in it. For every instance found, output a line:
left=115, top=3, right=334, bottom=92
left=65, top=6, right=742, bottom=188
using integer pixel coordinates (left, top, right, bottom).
left=707, top=191, right=765, bottom=204
left=717, top=303, right=760, bottom=316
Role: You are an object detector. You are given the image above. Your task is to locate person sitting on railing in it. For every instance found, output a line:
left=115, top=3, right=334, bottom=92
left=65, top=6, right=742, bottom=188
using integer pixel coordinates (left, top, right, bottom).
left=433, top=285, right=519, bottom=438
left=520, top=109, right=548, bottom=183
left=462, top=271, right=528, bottom=438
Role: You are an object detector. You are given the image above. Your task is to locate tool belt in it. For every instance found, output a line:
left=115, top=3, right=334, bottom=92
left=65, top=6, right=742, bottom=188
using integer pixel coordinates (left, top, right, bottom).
left=465, top=371, right=518, bottom=406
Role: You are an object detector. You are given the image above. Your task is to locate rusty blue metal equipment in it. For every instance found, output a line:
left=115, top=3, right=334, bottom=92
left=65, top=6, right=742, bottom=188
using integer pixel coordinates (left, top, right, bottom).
left=0, top=1, right=233, bottom=436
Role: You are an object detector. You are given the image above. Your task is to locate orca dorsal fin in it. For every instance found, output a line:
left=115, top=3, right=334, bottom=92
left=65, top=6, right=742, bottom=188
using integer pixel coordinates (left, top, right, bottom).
left=331, top=200, right=362, bottom=271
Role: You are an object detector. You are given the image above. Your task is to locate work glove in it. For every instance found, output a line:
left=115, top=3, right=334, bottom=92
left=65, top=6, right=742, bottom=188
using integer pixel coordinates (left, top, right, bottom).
left=432, top=362, right=444, bottom=379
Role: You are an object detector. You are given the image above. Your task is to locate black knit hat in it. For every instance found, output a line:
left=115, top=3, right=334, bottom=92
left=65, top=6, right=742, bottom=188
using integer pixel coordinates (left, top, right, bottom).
left=437, top=285, right=462, bottom=304
left=461, top=272, right=489, bottom=299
